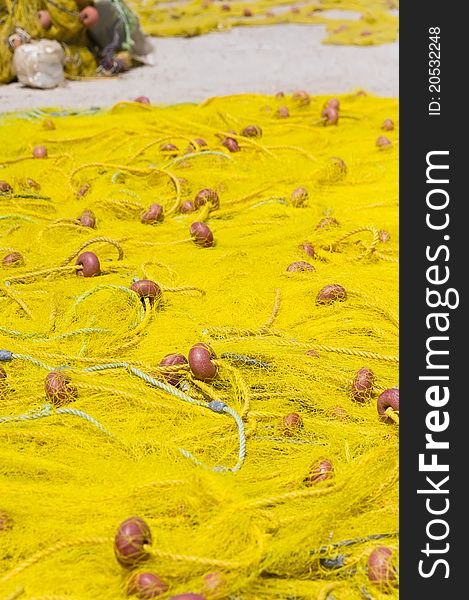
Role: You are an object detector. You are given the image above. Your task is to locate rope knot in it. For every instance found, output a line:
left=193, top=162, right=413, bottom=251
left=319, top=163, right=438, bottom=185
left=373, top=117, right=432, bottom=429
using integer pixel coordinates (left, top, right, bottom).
left=0, top=350, right=13, bottom=362
left=207, top=400, right=227, bottom=414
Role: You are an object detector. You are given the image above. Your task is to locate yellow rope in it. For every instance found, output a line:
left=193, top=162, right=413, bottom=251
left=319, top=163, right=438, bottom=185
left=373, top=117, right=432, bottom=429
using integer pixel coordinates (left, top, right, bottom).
left=385, top=407, right=400, bottom=424
left=244, top=482, right=343, bottom=510
left=0, top=538, right=111, bottom=584
left=60, top=238, right=124, bottom=266
left=3, top=265, right=81, bottom=284
left=147, top=547, right=245, bottom=570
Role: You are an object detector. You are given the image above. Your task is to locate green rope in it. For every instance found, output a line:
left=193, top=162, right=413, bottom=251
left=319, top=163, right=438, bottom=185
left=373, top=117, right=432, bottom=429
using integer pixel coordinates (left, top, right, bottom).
left=83, top=362, right=206, bottom=408
left=0, top=215, right=37, bottom=223
left=249, top=198, right=289, bottom=209
left=0, top=326, right=111, bottom=341
left=56, top=406, right=121, bottom=442
left=12, top=194, right=52, bottom=200
left=82, top=362, right=247, bottom=472
left=0, top=404, right=52, bottom=423
left=220, top=353, right=272, bottom=369
left=313, top=532, right=399, bottom=557
left=0, top=352, right=247, bottom=472
left=11, top=353, right=54, bottom=371
left=111, top=0, right=138, bottom=51
left=72, top=284, right=145, bottom=330
left=0, top=403, right=121, bottom=443
left=253, top=436, right=325, bottom=446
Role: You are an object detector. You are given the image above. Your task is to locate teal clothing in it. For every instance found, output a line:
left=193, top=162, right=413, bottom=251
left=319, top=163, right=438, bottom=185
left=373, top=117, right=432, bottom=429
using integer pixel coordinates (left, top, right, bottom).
left=88, top=0, right=152, bottom=58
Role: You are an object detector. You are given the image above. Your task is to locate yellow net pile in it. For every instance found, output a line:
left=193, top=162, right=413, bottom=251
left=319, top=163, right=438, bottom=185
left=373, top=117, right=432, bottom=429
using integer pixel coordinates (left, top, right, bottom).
left=0, top=0, right=399, bottom=83
left=0, top=0, right=95, bottom=83
left=0, top=91, right=398, bottom=600
left=128, top=0, right=399, bottom=45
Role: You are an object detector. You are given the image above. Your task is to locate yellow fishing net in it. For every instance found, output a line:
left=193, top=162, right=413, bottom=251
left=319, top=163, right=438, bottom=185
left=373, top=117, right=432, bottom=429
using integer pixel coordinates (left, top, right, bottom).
left=0, top=1, right=399, bottom=83
left=126, top=0, right=399, bottom=44
left=0, top=91, right=399, bottom=599
left=0, top=0, right=96, bottom=84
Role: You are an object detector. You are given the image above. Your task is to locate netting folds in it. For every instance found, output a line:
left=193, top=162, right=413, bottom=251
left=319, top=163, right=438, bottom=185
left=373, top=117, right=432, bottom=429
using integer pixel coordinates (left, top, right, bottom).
left=0, top=91, right=398, bottom=599
left=126, top=0, right=398, bottom=44
left=0, top=1, right=399, bottom=83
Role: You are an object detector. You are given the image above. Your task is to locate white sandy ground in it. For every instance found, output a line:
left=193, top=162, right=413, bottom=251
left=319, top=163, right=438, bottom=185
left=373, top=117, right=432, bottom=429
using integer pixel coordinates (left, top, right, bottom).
left=0, top=23, right=398, bottom=113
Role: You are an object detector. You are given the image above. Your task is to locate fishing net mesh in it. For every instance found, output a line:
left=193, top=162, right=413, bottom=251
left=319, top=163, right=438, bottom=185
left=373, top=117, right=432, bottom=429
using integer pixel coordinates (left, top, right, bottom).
left=0, top=90, right=398, bottom=599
